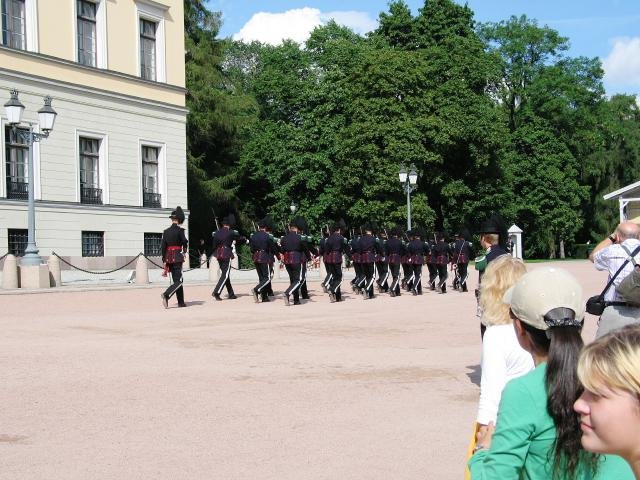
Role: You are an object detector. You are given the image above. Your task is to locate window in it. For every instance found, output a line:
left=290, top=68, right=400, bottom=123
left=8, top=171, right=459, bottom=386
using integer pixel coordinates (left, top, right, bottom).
left=8, top=228, right=27, bottom=256
left=76, top=0, right=96, bottom=67
left=142, top=145, right=161, bottom=207
left=79, top=137, right=102, bottom=204
left=139, top=18, right=156, bottom=81
left=1, top=0, right=25, bottom=50
left=82, top=231, right=104, bottom=257
left=144, top=233, right=162, bottom=257
left=5, top=126, right=28, bottom=200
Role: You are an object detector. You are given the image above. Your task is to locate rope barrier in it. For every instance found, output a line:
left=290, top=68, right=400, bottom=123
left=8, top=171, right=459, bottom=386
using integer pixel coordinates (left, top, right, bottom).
left=52, top=252, right=142, bottom=275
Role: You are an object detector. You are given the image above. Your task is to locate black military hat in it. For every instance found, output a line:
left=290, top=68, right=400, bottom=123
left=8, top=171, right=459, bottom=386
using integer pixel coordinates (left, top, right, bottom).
left=363, top=222, right=376, bottom=234
left=222, top=213, right=236, bottom=228
left=291, top=216, right=308, bottom=233
left=458, top=226, right=471, bottom=240
left=169, top=206, right=185, bottom=224
left=338, top=218, right=347, bottom=232
left=414, top=227, right=425, bottom=239
left=389, top=226, right=401, bottom=237
left=264, top=215, right=276, bottom=231
left=479, top=214, right=506, bottom=234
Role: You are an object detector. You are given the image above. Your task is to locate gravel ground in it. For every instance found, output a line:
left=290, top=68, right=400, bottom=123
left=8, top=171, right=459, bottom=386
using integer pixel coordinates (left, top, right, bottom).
left=0, top=260, right=606, bottom=480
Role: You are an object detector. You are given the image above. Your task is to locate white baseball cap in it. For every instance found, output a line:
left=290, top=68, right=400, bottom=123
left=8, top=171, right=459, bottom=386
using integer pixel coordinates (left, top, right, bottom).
left=502, top=267, right=585, bottom=330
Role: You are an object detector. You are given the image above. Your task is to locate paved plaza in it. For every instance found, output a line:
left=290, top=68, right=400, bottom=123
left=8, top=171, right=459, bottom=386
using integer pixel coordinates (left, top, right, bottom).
left=0, top=260, right=605, bottom=480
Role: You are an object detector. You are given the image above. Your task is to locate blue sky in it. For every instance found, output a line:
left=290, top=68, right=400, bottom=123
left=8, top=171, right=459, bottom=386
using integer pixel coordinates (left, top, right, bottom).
left=206, top=0, right=640, bottom=96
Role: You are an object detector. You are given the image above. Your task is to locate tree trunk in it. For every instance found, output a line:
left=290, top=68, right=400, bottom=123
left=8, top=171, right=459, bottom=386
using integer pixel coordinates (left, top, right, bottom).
left=549, top=238, right=556, bottom=259
left=559, top=239, right=565, bottom=259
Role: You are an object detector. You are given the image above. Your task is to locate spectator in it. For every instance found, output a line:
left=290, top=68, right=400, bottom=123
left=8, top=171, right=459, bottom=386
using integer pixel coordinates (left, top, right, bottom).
left=589, top=221, right=640, bottom=338
left=476, top=255, right=533, bottom=428
left=469, top=267, right=632, bottom=480
left=574, top=324, right=640, bottom=479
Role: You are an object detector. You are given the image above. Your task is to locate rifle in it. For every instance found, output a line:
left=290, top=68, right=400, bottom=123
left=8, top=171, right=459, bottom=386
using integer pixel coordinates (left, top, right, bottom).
left=211, top=208, right=220, bottom=231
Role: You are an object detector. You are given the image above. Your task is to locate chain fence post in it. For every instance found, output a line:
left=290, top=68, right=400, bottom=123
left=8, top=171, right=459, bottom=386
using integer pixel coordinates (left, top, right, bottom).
left=2, top=254, right=19, bottom=289
left=136, top=255, right=149, bottom=284
left=48, top=254, right=61, bottom=287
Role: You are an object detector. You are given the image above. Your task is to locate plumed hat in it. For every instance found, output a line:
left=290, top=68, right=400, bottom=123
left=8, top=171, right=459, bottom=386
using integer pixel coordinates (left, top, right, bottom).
left=222, top=213, right=236, bottom=228
left=390, top=226, right=401, bottom=237
left=170, top=206, right=185, bottom=224
left=479, top=213, right=508, bottom=247
left=456, top=226, right=471, bottom=240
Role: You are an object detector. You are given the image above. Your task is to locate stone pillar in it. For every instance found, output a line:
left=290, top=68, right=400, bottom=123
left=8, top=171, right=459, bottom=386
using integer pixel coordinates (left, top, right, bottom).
left=48, top=255, right=62, bottom=287
left=2, top=254, right=19, bottom=289
left=19, top=264, right=50, bottom=289
left=209, top=258, right=220, bottom=283
left=136, top=255, right=149, bottom=284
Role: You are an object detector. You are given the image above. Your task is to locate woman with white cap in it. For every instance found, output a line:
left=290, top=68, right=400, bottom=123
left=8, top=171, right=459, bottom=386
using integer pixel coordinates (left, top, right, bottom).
left=468, top=267, right=632, bottom=479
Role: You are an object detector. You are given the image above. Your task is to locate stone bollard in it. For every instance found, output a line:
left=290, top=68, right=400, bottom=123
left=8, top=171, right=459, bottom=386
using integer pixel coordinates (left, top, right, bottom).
left=135, top=255, right=149, bottom=284
left=48, top=254, right=62, bottom=287
left=2, top=254, right=19, bottom=289
left=209, top=258, right=219, bottom=283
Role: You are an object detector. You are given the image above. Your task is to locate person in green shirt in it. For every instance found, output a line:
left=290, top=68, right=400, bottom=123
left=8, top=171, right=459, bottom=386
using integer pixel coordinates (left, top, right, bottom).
left=468, top=267, right=633, bottom=480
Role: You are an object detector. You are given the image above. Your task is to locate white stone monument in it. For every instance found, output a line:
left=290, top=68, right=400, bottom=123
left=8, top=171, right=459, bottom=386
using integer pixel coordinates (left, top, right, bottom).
left=508, top=224, right=523, bottom=259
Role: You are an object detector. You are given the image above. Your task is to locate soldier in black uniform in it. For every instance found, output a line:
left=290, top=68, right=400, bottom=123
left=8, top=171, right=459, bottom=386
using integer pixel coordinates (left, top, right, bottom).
left=386, top=227, right=405, bottom=297
left=250, top=217, right=279, bottom=303
left=324, top=220, right=348, bottom=303
left=431, top=232, right=451, bottom=293
left=427, top=235, right=438, bottom=291
left=280, top=217, right=309, bottom=306
left=407, top=228, right=429, bottom=295
left=265, top=218, right=278, bottom=298
left=211, top=214, right=245, bottom=301
left=453, top=228, right=475, bottom=293
left=350, top=233, right=364, bottom=294
left=297, top=218, right=316, bottom=300
left=402, top=230, right=414, bottom=291
left=376, top=230, right=389, bottom=293
left=160, top=206, right=188, bottom=308
left=319, top=230, right=332, bottom=293
left=359, top=223, right=381, bottom=299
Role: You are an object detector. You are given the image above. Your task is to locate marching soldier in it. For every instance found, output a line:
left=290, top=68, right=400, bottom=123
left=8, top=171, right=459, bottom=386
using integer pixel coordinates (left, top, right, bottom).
left=250, top=217, right=279, bottom=302
left=359, top=223, right=381, bottom=299
left=319, top=230, right=332, bottom=293
left=350, top=232, right=364, bottom=294
left=264, top=218, right=278, bottom=298
left=211, top=214, right=245, bottom=301
left=376, top=230, right=389, bottom=293
left=298, top=218, right=316, bottom=300
left=402, top=230, right=414, bottom=291
left=386, top=227, right=405, bottom=297
left=453, top=228, right=475, bottom=293
left=427, top=235, right=438, bottom=291
left=432, top=232, right=451, bottom=293
left=280, top=217, right=309, bottom=306
left=450, top=233, right=460, bottom=290
left=324, top=220, right=348, bottom=302
left=407, top=228, right=429, bottom=295
left=160, top=206, right=188, bottom=308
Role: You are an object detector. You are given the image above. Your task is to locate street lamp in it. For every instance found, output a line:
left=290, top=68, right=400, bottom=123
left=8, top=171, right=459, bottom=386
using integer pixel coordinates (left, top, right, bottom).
left=4, top=90, right=57, bottom=266
left=398, top=164, right=418, bottom=231
left=290, top=203, right=297, bottom=214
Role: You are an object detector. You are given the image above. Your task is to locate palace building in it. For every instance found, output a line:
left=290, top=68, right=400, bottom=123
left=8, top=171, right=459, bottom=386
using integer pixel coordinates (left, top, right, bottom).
left=0, top=0, right=188, bottom=268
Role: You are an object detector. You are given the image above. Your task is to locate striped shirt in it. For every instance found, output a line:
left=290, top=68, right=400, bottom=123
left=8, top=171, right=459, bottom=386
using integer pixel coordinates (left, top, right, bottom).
left=593, top=239, right=640, bottom=301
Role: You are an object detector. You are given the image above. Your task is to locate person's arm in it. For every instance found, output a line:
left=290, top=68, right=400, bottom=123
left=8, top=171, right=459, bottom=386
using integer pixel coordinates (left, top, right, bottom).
left=589, top=232, right=617, bottom=263
left=180, top=229, right=188, bottom=252
left=477, top=328, right=509, bottom=426
left=161, top=233, right=167, bottom=262
left=468, top=378, right=535, bottom=479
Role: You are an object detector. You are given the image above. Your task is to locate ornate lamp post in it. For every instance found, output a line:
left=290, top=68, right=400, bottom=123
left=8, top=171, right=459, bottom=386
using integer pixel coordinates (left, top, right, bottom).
left=4, top=90, right=57, bottom=266
left=398, top=164, right=418, bottom=231
left=290, top=203, right=297, bottom=215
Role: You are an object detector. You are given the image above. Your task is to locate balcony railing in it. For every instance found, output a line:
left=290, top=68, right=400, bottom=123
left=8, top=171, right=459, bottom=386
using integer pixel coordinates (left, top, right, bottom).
left=7, top=180, right=28, bottom=200
left=143, top=191, right=162, bottom=208
left=81, top=186, right=103, bottom=204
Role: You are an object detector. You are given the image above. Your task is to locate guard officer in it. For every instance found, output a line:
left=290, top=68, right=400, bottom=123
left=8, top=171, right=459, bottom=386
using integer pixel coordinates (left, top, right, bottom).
left=324, top=219, right=348, bottom=302
left=250, top=217, right=279, bottom=302
left=160, top=206, right=188, bottom=308
left=211, top=213, right=245, bottom=301
left=453, top=228, right=475, bottom=293
left=386, top=227, right=405, bottom=297
left=407, top=228, right=429, bottom=295
left=280, top=217, right=308, bottom=306
left=431, top=232, right=451, bottom=293
left=359, top=223, right=381, bottom=299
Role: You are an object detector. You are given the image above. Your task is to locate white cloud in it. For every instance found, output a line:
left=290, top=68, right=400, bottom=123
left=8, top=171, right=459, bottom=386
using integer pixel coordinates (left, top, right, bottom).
left=603, top=37, right=640, bottom=86
left=233, top=7, right=377, bottom=46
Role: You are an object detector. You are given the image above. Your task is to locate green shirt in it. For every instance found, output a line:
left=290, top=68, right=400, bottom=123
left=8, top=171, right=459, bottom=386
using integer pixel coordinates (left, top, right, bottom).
left=469, top=363, right=633, bottom=480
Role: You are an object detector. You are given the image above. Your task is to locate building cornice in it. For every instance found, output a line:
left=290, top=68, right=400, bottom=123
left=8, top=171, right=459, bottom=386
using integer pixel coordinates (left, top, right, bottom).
left=0, top=45, right=185, bottom=93
left=0, top=199, right=190, bottom=215
left=0, top=67, right=189, bottom=116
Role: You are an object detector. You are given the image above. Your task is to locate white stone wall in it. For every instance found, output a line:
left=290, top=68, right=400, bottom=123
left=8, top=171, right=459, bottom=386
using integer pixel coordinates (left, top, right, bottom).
left=0, top=73, right=188, bottom=260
